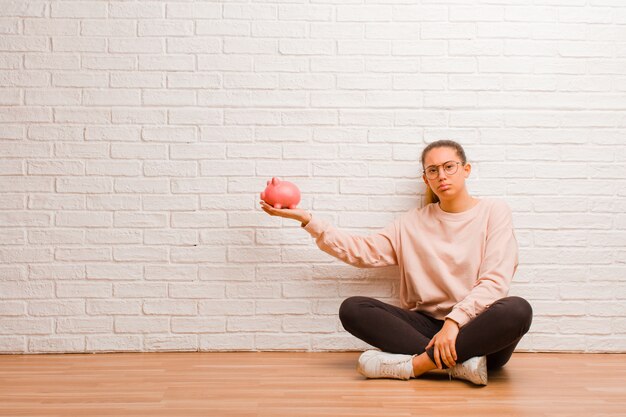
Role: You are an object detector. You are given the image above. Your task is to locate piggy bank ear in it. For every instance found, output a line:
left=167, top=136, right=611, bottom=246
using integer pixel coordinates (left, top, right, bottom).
left=271, top=177, right=280, bottom=185
left=266, top=180, right=270, bottom=185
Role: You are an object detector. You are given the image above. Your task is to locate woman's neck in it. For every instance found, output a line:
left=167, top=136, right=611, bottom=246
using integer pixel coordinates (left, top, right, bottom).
left=438, top=193, right=477, bottom=213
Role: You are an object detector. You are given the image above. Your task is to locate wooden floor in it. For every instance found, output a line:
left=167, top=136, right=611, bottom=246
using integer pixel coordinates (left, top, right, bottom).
left=0, top=351, right=625, bottom=417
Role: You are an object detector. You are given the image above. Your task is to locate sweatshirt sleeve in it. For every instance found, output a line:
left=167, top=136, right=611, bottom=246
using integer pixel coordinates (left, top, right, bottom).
left=301, top=214, right=399, bottom=268
left=445, top=200, right=519, bottom=327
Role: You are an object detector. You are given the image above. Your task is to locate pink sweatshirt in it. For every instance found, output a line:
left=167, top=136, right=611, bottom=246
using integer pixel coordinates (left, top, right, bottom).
left=302, top=198, right=518, bottom=328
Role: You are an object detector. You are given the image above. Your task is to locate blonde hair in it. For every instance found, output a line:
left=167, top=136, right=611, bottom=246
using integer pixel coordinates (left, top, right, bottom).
left=421, top=140, right=468, bottom=205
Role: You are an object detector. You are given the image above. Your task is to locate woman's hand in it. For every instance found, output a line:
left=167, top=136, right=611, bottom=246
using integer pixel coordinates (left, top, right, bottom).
left=425, top=318, right=460, bottom=369
left=259, top=200, right=312, bottom=225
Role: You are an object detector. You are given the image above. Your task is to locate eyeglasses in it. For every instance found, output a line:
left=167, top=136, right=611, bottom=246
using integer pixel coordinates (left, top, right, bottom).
left=422, top=161, right=463, bottom=179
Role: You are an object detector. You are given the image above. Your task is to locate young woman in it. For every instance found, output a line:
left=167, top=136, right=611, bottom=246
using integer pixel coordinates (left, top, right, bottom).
left=259, top=140, right=532, bottom=385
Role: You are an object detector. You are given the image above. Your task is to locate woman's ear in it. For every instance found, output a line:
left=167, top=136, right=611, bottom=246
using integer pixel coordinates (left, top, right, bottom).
left=463, top=163, right=471, bottom=178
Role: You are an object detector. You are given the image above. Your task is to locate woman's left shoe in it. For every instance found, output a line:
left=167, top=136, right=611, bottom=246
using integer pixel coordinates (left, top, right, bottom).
left=447, top=355, right=488, bottom=385
left=356, top=350, right=415, bottom=380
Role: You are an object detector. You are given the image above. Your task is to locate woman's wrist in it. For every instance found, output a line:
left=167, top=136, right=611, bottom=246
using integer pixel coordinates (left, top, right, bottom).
left=300, top=213, right=312, bottom=227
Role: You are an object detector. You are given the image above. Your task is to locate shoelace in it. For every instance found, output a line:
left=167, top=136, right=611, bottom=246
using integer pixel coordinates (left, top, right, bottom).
left=448, top=362, right=468, bottom=381
left=378, top=358, right=409, bottom=378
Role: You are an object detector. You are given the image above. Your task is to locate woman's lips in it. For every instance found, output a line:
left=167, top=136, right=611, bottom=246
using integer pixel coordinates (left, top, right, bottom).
left=438, top=184, right=450, bottom=190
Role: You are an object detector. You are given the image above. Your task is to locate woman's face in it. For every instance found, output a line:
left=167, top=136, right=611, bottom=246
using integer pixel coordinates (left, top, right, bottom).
left=422, top=146, right=471, bottom=202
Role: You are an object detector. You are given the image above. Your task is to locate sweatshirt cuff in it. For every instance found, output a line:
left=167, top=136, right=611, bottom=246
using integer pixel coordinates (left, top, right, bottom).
left=445, top=308, right=471, bottom=328
left=302, top=214, right=327, bottom=237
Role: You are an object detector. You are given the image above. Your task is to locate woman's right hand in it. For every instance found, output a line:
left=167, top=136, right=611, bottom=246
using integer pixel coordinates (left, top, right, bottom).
left=259, top=200, right=312, bottom=226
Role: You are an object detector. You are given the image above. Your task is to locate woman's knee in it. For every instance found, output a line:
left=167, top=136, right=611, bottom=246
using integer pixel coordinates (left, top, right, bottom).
left=338, top=296, right=373, bottom=326
left=500, top=296, right=533, bottom=334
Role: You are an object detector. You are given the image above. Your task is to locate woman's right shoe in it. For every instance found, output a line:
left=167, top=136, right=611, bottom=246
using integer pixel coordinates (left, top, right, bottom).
left=356, top=350, right=415, bottom=380
left=447, top=355, right=488, bottom=385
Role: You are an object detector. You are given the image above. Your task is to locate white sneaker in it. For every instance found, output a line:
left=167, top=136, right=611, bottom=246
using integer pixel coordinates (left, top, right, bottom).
left=356, top=350, right=415, bottom=380
left=447, top=355, right=488, bottom=385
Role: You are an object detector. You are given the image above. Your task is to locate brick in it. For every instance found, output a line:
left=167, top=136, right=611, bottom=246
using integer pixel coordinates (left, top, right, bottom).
left=199, top=334, right=254, bottom=350
left=83, top=89, right=141, bottom=106
left=0, top=265, right=25, bottom=281
left=137, top=19, right=193, bottom=36
left=52, top=37, right=106, bottom=52
left=54, top=108, right=110, bottom=123
left=115, top=317, right=169, bottom=333
left=0, top=229, right=26, bottom=245
left=28, top=300, right=84, bottom=316
left=0, top=107, right=51, bottom=122
left=138, top=55, right=194, bottom=71
left=84, top=228, right=141, bottom=247
left=25, top=89, right=80, bottom=105
left=55, top=211, right=112, bottom=228
left=94, top=189, right=156, bottom=207
left=167, top=38, right=220, bottom=54
left=145, top=265, right=198, bottom=281
left=283, top=316, right=337, bottom=333
left=110, top=72, right=163, bottom=88
left=199, top=300, right=254, bottom=315
left=143, top=299, right=196, bottom=315
left=113, top=283, right=166, bottom=298
left=223, top=110, right=278, bottom=127
left=227, top=316, right=281, bottom=332
left=143, top=90, right=195, bottom=106
left=29, top=264, right=84, bottom=280
left=168, top=3, right=220, bottom=19
left=199, top=266, right=254, bottom=282
left=0, top=318, right=52, bottom=334
left=86, top=264, right=143, bottom=280
left=171, top=212, right=226, bottom=228
left=112, top=246, right=168, bottom=262
left=171, top=317, right=225, bottom=333
left=56, top=177, right=112, bottom=193
left=145, top=335, right=197, bottom=351
left=111, top=143, right=168, bottom=160
left=28, top=229, right=83, bottom=244
left=142, top=195, right=198, bottom=211
left=171, top=178, right=225, bottom=194
left=1, top=70, right=49, bottom=87
left=167, top=289, right=222, bottom=312
left=255, top=334, right=310, bottom=350
left=82, top=19, right=135, bottom=37
left=223, top=4, right=274, bottom=20
left=82, top=55, right=135, bottom=70
left=143, top=161, right=197, bottom=177
left=0, top=282, right=54, bottom=299
left=29, top=337, right=84, bottom=353
left=86, top=335, right=142, bottom=352
left=85, top=160, right=141, bottom=176
left=0, top=247, right=52, bottom=263
left=144, top=230, right=198, bottom=245
left=196, top=20, right=249, bottom=36
left=167, top=74, right=220, bottom=89
left=199, top=55, right=252, bottom=72
left=110, top=2, right=164, bottom=18
left=55, top=247, right=111, bottom=262
left=0, top=37, right=47, bottom=52
left=24, top=53, right=80, bottom=70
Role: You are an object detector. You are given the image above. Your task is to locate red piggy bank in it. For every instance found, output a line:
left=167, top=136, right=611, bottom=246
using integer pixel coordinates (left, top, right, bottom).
left=260, top=177, right=301, bottom=209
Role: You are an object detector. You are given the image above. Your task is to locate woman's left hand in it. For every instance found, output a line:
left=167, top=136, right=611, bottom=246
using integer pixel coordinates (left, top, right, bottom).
left=425, top=319, right=460, bottom=369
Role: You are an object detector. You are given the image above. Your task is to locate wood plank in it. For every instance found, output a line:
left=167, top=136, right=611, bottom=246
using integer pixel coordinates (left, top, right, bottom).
left=0, top=352, right=624, bottom=416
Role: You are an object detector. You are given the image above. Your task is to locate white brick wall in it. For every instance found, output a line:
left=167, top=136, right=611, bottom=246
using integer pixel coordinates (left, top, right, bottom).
left=1, top=0, right=625, bottom=354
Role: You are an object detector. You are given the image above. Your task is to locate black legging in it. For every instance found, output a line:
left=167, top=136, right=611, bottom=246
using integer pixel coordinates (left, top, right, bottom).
left=339, top=295, right=533, bottom=370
